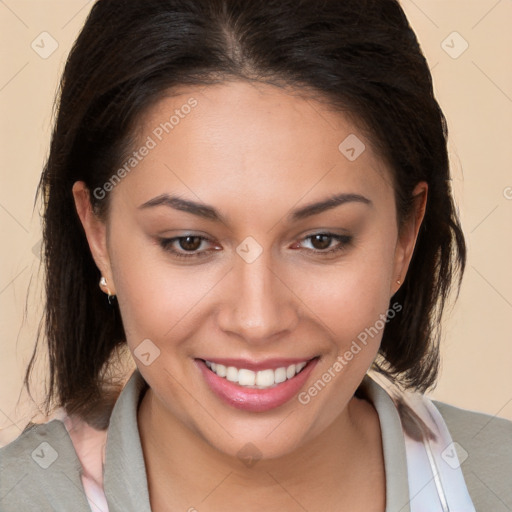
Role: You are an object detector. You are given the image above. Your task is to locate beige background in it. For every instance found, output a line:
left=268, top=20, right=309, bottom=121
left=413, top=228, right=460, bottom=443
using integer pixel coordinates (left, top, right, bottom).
left=1, top=0, right=511, bottom=446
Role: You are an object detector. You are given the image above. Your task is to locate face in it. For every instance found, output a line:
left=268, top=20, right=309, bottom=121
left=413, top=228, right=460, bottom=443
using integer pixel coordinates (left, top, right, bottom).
left=74, top=81, right=425, bottom=460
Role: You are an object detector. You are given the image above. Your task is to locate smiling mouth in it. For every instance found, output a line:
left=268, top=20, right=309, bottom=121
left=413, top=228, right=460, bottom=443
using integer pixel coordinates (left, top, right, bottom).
left=199, top=357, right=318, bottom=390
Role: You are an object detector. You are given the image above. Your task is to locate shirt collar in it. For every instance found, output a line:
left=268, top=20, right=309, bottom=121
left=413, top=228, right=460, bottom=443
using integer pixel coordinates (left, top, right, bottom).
left=103, top=369, right=151, bottom=512
left=358, top=374, right=411, bottom=512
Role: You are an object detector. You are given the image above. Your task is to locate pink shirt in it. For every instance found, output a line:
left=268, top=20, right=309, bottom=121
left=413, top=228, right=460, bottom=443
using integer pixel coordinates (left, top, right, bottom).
left=52, top=409, right=109, bottom=512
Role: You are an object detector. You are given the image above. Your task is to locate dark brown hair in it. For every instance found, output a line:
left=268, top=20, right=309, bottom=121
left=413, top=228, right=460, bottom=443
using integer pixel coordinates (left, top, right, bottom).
left=26, top=0, right=466, bottom=427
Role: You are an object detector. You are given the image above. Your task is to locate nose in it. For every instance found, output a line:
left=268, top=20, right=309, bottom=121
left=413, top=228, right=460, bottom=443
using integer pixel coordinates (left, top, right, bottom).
left=217, top=251, right=299, bottom=345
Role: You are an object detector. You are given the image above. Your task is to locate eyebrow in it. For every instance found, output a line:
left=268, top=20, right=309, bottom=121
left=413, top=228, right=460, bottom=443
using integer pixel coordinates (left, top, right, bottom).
left=138, top=192, right=372, bottom=223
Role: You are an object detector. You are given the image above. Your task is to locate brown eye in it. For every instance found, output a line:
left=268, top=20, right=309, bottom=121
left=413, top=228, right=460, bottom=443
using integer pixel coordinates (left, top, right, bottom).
left=158, top=234, right=221, bottom=260
left=179, top=236, right=203, bottom=251
left=310, top=234, right=333, bottom=250
left=294, top=232, right=353, bottom=257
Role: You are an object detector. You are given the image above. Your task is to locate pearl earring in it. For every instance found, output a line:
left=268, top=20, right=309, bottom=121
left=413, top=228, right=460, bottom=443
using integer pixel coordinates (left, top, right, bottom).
left=99, top=276, right=116, bottom=304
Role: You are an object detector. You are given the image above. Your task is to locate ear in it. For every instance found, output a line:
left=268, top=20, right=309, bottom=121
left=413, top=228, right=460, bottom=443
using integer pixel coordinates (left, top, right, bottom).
left=391, top=181, right=428, bottom=296
left=72, top=181, right=116, bottom=295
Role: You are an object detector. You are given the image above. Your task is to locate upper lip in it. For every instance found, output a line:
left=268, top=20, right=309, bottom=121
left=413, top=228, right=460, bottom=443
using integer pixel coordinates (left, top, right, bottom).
left=197, top=356, right=318, bottom=371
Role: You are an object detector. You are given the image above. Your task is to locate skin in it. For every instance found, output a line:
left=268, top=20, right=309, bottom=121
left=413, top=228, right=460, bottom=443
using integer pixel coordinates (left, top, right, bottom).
left=73, top=80, right=427, bottom=511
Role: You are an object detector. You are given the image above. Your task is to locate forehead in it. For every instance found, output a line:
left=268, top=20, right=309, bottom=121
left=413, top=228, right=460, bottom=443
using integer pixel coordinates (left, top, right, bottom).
left=112, top=81, right=394, bottom=219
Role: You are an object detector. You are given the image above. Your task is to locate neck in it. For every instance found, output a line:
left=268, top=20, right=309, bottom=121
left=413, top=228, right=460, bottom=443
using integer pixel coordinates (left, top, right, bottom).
left=137, top=388, right=385, bottom=512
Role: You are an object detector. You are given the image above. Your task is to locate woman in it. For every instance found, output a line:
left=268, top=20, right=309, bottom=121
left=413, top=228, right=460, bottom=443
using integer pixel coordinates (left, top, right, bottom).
left=1, top=0, right=510, bottom=511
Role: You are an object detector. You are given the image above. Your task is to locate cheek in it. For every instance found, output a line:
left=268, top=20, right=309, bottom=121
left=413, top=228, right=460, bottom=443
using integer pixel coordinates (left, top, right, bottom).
left=295, top=232, right=397, bottom=337
left=108, top=225, right=218, bottom=349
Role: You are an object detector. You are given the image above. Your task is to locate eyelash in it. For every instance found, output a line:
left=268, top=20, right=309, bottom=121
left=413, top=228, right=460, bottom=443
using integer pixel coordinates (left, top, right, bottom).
left=158, top=233, right=353, bottom=260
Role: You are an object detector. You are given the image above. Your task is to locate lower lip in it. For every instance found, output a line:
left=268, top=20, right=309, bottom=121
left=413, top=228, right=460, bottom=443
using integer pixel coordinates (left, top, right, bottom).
left=195, top=358, right=319, bottom=412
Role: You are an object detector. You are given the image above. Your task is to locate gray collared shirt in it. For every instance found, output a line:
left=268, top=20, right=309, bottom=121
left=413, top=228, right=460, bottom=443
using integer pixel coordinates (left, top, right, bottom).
left=1, top=370, right=511, bottom=511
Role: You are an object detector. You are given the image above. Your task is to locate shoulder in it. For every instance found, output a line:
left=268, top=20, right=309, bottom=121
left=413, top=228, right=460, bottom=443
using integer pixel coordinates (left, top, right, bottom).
left=433, top=399, right=512, bottom=457
left=433, top=399, right=512, bottom=511
left=0, top=420, right=92, bottom=512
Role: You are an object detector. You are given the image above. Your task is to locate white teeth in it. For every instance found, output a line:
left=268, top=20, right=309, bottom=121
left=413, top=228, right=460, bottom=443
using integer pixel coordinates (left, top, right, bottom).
left=274, top=367, right=287, bottom=384
left=238, top=369, right=256, bottom=386
left=256, top=369, right=274, bottom=387
left=296, top=362, right=307, bottom=372
left=286, top=364, right=296, bottom=379
left=204, top=360, right=310, bottom=389
left=226, top=366, right=238, bottom=382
